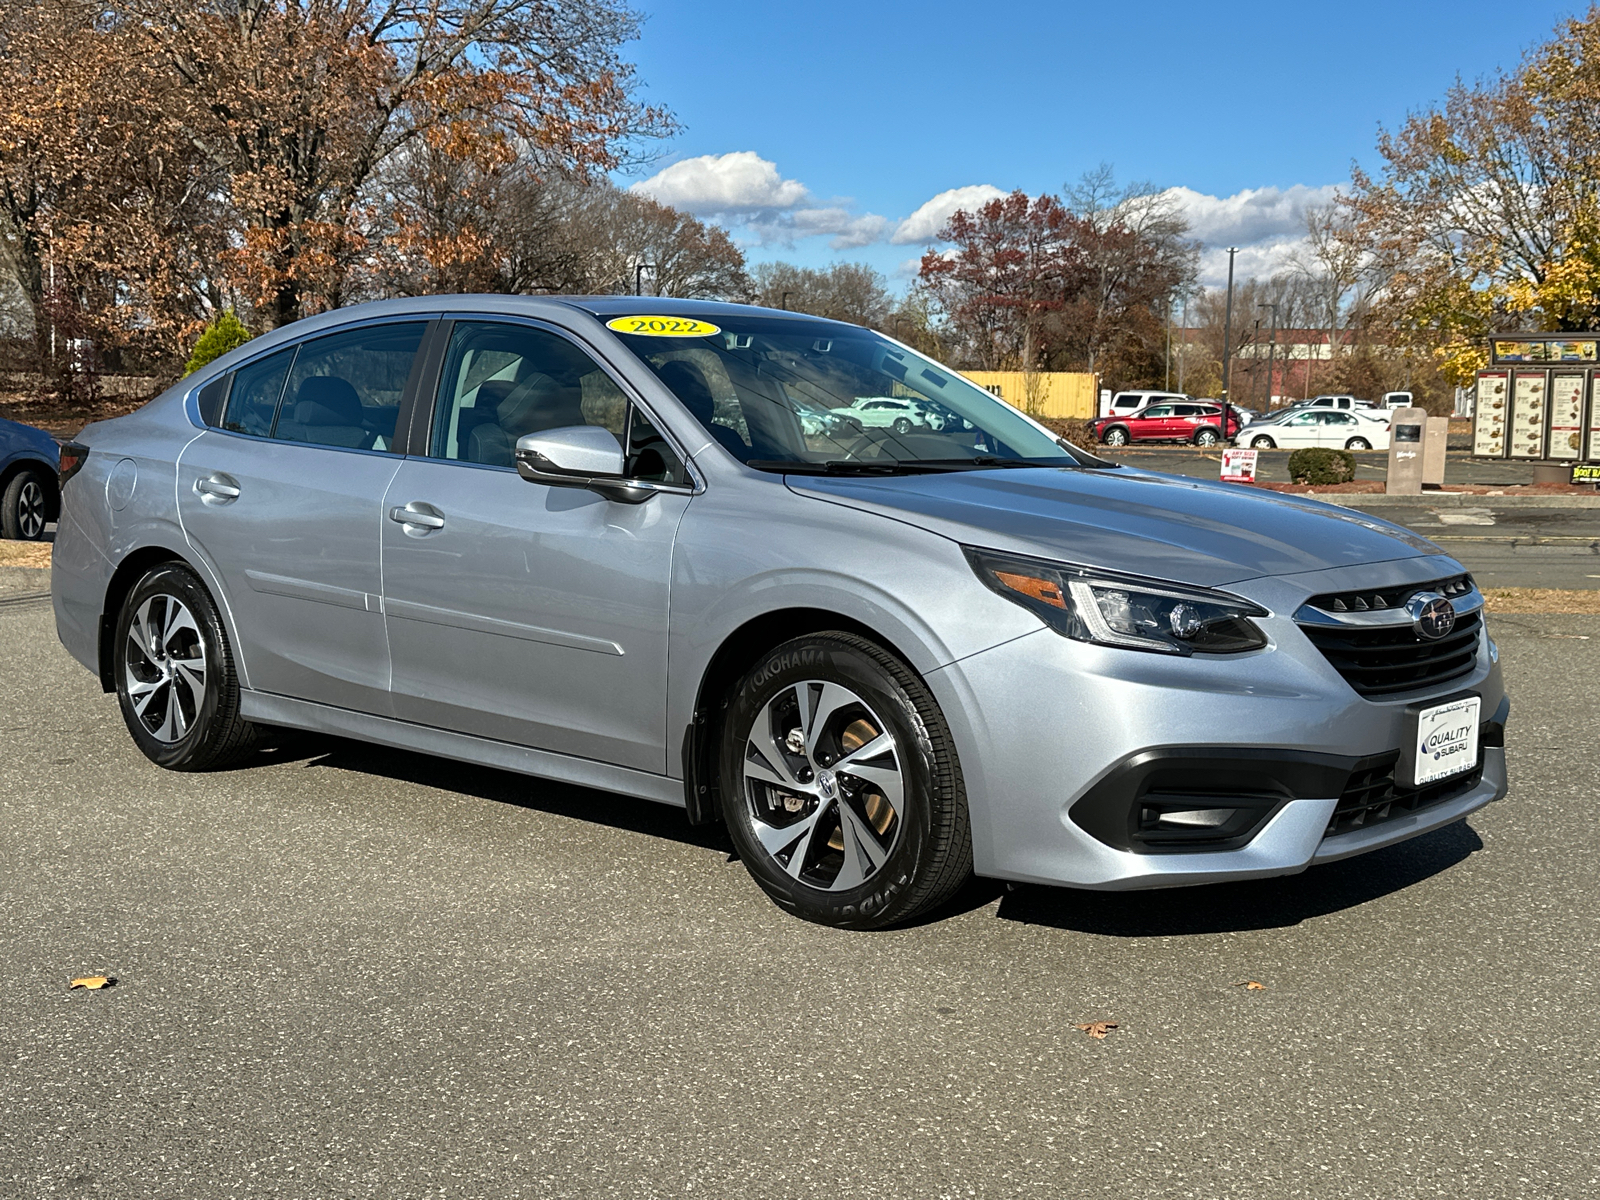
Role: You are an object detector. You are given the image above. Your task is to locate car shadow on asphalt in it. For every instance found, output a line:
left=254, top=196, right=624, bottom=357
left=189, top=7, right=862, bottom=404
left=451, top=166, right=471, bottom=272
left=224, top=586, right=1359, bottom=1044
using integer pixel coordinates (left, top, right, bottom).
left=284, top=732, right=739, bottom=856
left=994, top=819, right=1484, bottom=936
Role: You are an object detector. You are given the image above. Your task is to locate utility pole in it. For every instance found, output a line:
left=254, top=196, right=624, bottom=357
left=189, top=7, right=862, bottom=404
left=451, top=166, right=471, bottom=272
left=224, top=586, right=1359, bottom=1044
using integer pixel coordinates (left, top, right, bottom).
left=1220, top=248, right=1238, bottom=404
left=1165, top=291, right=1173, bottom=391
left=1249, top=318, right=1261, bottom=407
left=781, top=291, right=792, bottom=311
left=1178, top=290, right=1189, bottom=393
left=1257, top=301, right=1279, bottom=409
left=635, top=262, right=655, bottom=296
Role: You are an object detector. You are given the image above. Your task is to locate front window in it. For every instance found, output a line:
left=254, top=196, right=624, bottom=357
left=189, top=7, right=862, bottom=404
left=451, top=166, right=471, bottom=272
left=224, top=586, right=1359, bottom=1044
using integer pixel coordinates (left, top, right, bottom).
left=608, top=314, right=1088, bottom=473
left=431, top=320, right=687, bottom=484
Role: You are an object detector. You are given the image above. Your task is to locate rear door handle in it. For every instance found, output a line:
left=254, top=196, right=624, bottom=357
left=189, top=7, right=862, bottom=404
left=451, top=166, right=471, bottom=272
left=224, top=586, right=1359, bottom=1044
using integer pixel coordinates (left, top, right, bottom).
left=389, top=502, right=445, bottom=532
left=195, top=473, right=240, bottom=503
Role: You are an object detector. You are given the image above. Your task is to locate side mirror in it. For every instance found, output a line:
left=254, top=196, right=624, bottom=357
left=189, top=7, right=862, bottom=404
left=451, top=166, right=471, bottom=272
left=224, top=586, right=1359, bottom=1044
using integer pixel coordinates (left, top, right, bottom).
left=514, top=426, right=656, bottom=504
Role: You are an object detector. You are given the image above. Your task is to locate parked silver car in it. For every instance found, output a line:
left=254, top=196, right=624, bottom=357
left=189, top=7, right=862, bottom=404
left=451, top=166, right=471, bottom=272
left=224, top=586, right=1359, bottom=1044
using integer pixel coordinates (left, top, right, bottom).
left=52, top=297, right=1509, bottom=928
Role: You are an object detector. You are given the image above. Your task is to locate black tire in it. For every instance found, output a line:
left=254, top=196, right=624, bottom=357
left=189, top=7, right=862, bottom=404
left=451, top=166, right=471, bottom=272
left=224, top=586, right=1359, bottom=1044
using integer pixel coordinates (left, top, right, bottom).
left=1193, top=427, right=1221, bottom=447
left=2, top=467, right=50, bottom=540
left=1102, top=426, right=1130, bottom=446
left=113, top=562, right=262, bottom=771
left=718, top=632, right=971, bottom=929
left=1346, top=437, right=1371, bottom=450
left=1250, top=435, right=1276, bottom=449
left=892, top=417, right=913, bottom=435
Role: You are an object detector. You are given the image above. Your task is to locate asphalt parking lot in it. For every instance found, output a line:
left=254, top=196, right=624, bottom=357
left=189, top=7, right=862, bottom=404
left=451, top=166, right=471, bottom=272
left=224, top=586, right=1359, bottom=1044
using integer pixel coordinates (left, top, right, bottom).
left=2, top=574, right=1598, bottom=1199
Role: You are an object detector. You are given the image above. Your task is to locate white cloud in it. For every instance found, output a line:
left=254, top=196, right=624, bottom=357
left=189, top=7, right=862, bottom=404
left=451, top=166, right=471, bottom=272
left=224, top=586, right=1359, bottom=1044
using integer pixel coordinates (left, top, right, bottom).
left=1162, top=184, right=1344, bottom=286
left=891, top=184, right=1009, bottom=244
left=631, top=151, right=810, bottom=213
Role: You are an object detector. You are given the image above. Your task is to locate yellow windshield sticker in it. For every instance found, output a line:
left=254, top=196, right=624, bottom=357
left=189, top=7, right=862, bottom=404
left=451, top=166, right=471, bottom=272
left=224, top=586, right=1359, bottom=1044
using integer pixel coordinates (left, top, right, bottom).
left=606, top=315, right=722, bottom=338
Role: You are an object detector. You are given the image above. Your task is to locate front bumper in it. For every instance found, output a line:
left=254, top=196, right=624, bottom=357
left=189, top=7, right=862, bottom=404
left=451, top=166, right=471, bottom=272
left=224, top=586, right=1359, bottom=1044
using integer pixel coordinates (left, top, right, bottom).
left=926, top=555, right=1509, bottom=890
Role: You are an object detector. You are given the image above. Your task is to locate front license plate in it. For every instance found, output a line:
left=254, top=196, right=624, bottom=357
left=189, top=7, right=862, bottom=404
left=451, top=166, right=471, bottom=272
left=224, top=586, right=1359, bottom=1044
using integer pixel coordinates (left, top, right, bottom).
left=1405, top=695, right=1481, bottom=788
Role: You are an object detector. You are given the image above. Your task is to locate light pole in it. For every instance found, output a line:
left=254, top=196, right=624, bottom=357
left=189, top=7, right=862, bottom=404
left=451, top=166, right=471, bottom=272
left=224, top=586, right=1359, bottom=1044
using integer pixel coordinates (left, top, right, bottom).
left=635, top=262, right=655, bottom=296
left=1257, top=301, right=1279, bottom=409
left=1178, top=289, right=1190, bottom=393
left=1220, top=248, right=1238, bottom=405
left=1249, top=318, right=1262, bottom=407
left=781, top=291, right=792, bottom=311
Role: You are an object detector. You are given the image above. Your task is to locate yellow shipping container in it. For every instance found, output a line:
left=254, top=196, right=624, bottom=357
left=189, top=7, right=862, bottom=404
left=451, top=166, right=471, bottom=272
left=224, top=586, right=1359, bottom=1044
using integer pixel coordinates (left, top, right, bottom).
left=959, top=371, right=1099, bottom=420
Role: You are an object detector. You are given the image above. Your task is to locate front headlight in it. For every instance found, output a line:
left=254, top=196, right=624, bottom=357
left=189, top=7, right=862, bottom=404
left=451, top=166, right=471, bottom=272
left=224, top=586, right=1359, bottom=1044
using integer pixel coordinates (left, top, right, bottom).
left=964, top=546, right=1270, bottom=655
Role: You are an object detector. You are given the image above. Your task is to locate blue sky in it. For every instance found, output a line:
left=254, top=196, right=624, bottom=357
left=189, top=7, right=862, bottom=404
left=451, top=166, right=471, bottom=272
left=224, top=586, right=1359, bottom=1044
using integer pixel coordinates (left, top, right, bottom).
left=619, top=0, right=1584, bottom=288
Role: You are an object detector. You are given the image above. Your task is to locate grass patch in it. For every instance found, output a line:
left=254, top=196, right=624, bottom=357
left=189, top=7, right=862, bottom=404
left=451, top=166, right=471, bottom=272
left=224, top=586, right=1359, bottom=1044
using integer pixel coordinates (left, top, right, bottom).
left=1482, top=587, right=1600, bottom=614
left=0, top=541, right=51, bottom=569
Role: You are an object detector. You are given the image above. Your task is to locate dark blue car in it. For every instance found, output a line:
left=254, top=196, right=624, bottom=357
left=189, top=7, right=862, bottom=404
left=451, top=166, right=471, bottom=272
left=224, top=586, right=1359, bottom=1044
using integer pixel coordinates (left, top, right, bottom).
left=1, top=416, right=61, bottom=540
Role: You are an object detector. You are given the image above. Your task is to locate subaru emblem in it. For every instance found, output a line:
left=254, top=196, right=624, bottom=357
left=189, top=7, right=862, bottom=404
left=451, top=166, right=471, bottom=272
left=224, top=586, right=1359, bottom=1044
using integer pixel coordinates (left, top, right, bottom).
left=1406, top=592, right=1457, bottom=641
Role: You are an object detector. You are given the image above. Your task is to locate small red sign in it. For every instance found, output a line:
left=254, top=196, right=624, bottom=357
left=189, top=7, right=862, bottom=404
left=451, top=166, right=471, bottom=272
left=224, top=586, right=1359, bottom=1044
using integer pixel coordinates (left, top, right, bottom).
left=1221, top=448, right=1259, bottom=483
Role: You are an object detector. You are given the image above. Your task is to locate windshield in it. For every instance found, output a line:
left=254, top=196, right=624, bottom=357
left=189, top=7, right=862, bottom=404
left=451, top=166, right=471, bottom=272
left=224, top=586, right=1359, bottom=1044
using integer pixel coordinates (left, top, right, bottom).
left=605, top=314, right=1088, bottom=472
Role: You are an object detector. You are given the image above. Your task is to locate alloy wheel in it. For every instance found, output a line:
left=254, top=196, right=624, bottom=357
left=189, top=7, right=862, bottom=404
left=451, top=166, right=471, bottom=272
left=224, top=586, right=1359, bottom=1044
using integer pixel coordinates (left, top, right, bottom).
left=17, top=479, right=45, bottom=539
left=1196, top=429, right=1220, bottom=447
left=742, top=680, right=904, bottom=892
left=1105, top=429, right=1128, bottom=446
left=123, top=594, right=207, bottom=743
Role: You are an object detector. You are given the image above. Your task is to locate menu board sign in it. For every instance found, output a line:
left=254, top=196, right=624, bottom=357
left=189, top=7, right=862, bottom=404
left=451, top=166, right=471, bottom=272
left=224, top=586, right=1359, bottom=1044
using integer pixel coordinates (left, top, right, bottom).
left=1474, top=371, right=1508, bottom=456
left=1493, top=339, right=1599, bottom=363
left=1510, top=372, right=1547, bottom=458
left=1549, top=374, right=1585, bottom=460
left=1590, top=376, right=1600, bottom=461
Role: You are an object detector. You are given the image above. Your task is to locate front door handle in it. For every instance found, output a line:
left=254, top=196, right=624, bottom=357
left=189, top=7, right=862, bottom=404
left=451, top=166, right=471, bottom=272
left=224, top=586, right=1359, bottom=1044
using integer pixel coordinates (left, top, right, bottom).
left=195, top=473, right=241, bottom=504
left=389, top=502, right=445, bottom=533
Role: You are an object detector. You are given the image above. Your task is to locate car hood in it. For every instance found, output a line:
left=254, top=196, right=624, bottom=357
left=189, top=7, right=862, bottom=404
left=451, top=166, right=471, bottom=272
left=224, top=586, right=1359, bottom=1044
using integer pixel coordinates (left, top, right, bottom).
left=788, top=466, right=1442, bottom=587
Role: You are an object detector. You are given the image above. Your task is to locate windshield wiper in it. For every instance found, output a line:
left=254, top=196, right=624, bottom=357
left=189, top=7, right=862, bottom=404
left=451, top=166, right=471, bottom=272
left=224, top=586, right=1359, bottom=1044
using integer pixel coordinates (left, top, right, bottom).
left=745, top=459, right=964, bottom=476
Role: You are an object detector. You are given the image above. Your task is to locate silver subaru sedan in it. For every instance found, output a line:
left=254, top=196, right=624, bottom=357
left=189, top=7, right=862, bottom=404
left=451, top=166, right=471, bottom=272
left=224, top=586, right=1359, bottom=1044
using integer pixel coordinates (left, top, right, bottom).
left=50, top=297, right=1509, bottom=928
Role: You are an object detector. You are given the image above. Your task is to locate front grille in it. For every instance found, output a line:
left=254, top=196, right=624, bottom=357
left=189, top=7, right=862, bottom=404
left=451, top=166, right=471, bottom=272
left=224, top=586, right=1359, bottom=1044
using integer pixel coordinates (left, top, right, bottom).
left=1306, top=573, right=1473, bottom=614
left=1325, top=752, right=1484, bottom=838
left=1299, top=610, right=1481, bottom=697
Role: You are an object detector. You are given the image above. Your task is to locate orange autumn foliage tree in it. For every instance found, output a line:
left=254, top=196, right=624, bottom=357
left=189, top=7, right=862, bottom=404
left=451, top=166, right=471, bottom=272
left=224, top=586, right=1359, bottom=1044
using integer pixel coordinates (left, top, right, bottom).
left=0, top=0, right=670, bottom=374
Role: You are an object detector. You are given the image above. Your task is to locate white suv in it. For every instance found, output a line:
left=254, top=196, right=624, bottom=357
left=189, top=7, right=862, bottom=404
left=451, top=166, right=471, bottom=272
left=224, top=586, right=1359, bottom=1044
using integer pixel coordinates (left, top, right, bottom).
left=1106, top=390, right=1186, bottom=419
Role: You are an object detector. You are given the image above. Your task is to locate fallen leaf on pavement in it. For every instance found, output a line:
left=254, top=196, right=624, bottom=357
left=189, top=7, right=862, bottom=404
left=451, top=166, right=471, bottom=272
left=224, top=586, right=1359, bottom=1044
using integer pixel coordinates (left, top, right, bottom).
left=69, top=976, right=115, bottom=991
left=1234, top=980, right=1266, bottom=990
left=1074, top=1021, right=1117, bottom=1039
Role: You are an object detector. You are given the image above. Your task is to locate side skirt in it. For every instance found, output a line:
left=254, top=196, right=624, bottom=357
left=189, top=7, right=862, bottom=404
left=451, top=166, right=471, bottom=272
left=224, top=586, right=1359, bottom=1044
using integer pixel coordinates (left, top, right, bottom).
left=239, top=690, right=685, bottom=808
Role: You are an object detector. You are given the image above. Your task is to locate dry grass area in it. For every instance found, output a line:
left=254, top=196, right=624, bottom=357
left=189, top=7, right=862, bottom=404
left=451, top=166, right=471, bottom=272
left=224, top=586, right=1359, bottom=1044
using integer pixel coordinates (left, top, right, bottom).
left=1482, top=587, right=1600, bottom=614
left=0, top=540, right=52, bottom=568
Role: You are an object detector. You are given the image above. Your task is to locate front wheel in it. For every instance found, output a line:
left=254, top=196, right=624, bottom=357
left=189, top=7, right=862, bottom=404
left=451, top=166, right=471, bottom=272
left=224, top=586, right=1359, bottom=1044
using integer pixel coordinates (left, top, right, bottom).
left=1102, top=427, right=1130, bottom=446
left=1345, top=437, right=1371, bottom=450
left=1250, top=435, right=1277, bottom=449
left=719, top=633, right=971, bottom=929
left=2, top=468, right=50, bottom=540
left=114, top=562, right=261, bottom=770
left=1193, top=427, right=1221, bottom=447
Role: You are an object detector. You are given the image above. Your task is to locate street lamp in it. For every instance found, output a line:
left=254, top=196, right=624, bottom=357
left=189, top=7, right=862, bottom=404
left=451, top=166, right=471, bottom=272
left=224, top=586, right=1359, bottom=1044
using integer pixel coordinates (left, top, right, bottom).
left=635, top=262, right=655, bottom=296
left=1257, top=301, right=1279, bottom=409
left=1220, top=248, right=1239, bottom=404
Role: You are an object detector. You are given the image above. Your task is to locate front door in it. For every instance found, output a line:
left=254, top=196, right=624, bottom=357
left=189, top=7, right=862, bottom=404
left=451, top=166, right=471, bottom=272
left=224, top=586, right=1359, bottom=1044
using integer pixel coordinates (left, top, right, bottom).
left=176, top=321, right=427, bottom=712
left=380, top=319, right=693, bottom=773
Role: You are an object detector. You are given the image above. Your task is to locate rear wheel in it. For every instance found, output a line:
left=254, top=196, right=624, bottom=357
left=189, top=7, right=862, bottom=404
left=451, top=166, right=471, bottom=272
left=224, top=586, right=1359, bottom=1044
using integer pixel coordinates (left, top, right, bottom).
left=1193, top=427, right=1221, bottom=447
left=1345, top=437, right=1371, bottom=450
left=1102, top=426, right=1130, bottom=446
left=1250, top=435, right=1277, bottom=449
left=719, top=633, right=971, bottom=929
left=114, top=563, right=261, bottom=770
left=892, top=416, right=913, bottom=435
left=2, top=468, right=49, bottom=540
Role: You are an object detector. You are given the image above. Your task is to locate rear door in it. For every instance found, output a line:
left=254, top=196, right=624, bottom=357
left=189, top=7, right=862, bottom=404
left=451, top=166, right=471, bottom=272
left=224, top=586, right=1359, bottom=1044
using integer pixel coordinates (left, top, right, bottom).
left=176, top=319, right=429, bottom=713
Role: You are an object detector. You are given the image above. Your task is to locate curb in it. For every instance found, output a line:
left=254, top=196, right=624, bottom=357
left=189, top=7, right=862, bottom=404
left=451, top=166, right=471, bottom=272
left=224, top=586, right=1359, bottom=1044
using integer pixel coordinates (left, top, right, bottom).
left=1316, top=493, right=1600, bottom=509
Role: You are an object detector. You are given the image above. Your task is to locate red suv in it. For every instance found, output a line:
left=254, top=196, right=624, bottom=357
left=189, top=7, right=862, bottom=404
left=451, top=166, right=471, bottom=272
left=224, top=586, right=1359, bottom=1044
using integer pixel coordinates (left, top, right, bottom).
left=1093, top=401, right=1241, bottom=447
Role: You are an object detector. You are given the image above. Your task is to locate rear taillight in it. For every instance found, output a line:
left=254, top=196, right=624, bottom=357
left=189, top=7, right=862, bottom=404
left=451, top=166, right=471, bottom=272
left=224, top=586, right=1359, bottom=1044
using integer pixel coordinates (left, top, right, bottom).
left=58, top=441, right=90, bottom=488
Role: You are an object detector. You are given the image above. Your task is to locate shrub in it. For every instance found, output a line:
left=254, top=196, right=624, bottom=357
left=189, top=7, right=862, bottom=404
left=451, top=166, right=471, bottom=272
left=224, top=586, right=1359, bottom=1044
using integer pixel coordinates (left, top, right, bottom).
left=1288, top=447, right=1357, bottom=485
left=1040, top=417, right=1100, bottom=453
left=183, top=310, right=252, bottom=377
